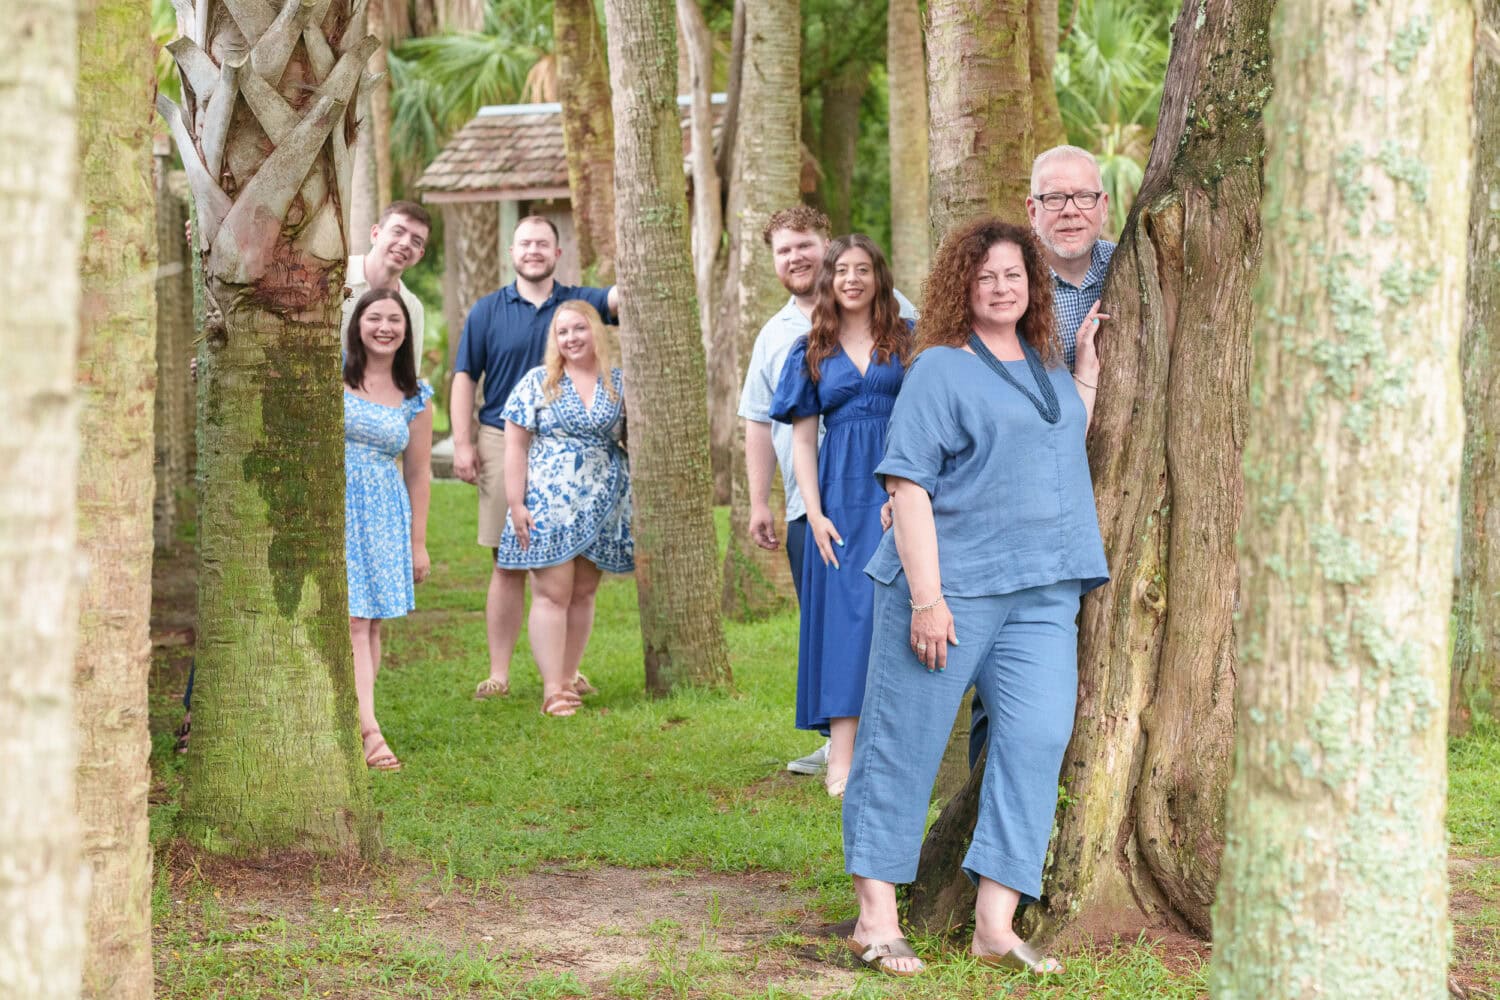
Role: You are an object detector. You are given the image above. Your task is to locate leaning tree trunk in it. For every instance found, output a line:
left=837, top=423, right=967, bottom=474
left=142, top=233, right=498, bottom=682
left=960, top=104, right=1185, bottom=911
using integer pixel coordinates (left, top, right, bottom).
left=815, top=60, right=869, bottom=237
left=556, top=0, right=618, bottom=282
left=907, top=0, right=1274, bottom=937
left=1452, top=1, right=1500, bottom=739
left=75, top=0, right=157, bottom=994
left=926, top=0, right=1033, bottom=239
left=604, top=0, right=733, bottom=694
left=159, top=0, right=380, bottom=854
left=720, top=0, right=802, bottom=621
left=1, top=0, right=88, bottom=992
left=887, top=0, right=929, bottom=299
left=1212, top=1, right=1472, bottom=993
left=678, top=0, right=721, bottom=355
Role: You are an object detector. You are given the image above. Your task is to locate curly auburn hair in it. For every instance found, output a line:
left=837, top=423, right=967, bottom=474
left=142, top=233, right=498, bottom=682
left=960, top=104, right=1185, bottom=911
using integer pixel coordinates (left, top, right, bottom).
left=916, top=218, right=1060, bottom=367
left=804, top=235, right=910, bottom=383
left=761, top=204, right=831, bottom=245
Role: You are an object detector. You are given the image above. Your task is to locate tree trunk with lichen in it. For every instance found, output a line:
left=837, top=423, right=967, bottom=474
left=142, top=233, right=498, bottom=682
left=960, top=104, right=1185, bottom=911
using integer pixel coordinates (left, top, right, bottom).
left=1211, top=1, right=1471, bottom=994
left=1, top=0, right=88, bottom=993
left=926, top=0, right=1033, bottom=240
left=159, top=0, right=380, bottom=854
left=75, top=0, right=157, bottom=994
left=816, top=60, right=869, bottom=236
left=557, top=0, right=618, bottom=282
left=604, top=0, right=733, bottom=694
left=887, top=0, right=929, bottom=299
left=720, top=0, right=801, bottom=621
left=908, top=0, right=1274, bottom=939
left=1452, top=1, right=1500, bottom=739
left=1028, top=0, right=1066, bottom=150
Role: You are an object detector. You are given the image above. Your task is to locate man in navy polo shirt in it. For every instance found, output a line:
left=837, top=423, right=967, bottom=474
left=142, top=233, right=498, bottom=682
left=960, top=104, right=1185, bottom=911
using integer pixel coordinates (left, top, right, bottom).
left=451, top=215, right=620, bottom=700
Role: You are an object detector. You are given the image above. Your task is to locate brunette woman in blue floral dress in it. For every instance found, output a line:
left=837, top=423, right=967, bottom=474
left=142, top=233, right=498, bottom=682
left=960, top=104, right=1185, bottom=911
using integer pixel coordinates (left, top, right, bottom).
left=495, top=300, right=631, bottom=716
left=771, top=235, right=912, bottom=797
left=344, top=289, right=433, bottom=770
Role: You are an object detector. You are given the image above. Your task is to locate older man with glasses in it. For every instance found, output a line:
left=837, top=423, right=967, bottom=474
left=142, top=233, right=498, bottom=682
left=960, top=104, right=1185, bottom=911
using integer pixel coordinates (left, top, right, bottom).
left=1026, top=145, right=1116, bottom=371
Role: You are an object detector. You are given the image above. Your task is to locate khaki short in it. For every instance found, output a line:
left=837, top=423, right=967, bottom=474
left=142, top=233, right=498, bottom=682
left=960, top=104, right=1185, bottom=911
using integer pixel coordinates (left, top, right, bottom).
left=476, top=424, right=509, bottom=547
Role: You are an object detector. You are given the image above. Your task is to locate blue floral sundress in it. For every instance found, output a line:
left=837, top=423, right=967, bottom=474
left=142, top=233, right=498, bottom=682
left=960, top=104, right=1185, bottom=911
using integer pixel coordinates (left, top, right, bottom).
left=345, top=380, right=432, bottom=619
left=494, top=366, right=633, bottom=573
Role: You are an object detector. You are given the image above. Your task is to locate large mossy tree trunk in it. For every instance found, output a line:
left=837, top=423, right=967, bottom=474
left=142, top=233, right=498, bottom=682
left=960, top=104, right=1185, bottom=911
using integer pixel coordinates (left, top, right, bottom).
left=1, top=0, right=88, bottom=992
left=926, top=0, right=1033, bottom=237
left=907, top=0, right=1274, bottom=938
left=1028, top=0, right=1066, bottom=150
left=604, top=0, right=733, bottom=695
left=1452, top=0, right=1500, bottom=738
left=75, top=0, right=157, bottom=994
left=887, top=0, right=929, bottom=299
left=160, top=0, right=381, bottom=855
left=1211, top=1, right=1472, bottom=994
left=720, top=0, right=801, bottom=621
left=556, top=0, right=618, bottom=282
left=815, top=60, right=870, bottom=237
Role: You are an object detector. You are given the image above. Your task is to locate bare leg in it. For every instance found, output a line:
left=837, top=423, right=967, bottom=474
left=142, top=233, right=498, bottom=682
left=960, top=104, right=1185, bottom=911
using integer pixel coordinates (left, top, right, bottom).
left=972, top=877, right=1061, bottom=971
left=370, top=618, right=382, bottom=678
left=351, top=616, right=398, bottom=767
left=562, top=558, right=603, bottom=686
left=485, top=562, right=526, bottom=687
left=826, top=716, right=858, bottom=793
left=851, top=875, right=924, bottom=973
left=529, top=562, right=577, bottom=708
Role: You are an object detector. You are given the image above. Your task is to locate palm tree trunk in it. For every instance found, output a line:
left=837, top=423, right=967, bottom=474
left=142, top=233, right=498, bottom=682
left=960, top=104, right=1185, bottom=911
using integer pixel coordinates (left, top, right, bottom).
left=887, top=0, right=930, bottom=299
left=926, top=0, right=1033, bottom=237
left=721, top=0, right=802, bottom=621
left=1212, top=0, right=1471, bottom=992
left=556, top=0, right=618, bottom=282
left=1, top=0, right=88, bottom=992
left=604, top=0, right=733, bottom=694
left=1029, top=0, right=1066, bottom=150
left=155, top=165, right=197, bottom=547
left=816, top=60, right=869, bottom=236
left=75, top=0, right=157, bottom=994
left=1452, top=0, right=1499, bottom=738
left=160, top=0, right=381, bottom=854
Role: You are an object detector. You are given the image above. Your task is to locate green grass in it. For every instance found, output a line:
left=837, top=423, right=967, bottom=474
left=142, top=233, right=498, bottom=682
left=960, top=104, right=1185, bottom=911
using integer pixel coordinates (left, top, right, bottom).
left=149, top=481, right=1500, bottom=998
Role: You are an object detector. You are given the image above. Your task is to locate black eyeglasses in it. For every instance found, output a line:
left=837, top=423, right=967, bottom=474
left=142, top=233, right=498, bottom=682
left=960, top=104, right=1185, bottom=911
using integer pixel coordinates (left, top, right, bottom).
left=1034, top=190, right=1103, bottom=211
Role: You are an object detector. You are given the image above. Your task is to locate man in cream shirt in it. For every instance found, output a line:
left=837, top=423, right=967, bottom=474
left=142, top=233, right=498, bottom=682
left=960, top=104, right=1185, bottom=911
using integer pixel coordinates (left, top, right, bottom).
left=343, top=200, right=431, bottom=358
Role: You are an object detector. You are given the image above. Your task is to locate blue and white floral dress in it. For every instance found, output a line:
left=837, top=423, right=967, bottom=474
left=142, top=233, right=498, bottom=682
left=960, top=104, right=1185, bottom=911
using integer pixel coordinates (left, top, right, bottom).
left=495, top=366, right=633, bottom=573
left=345, top=381, right=433, bottom=619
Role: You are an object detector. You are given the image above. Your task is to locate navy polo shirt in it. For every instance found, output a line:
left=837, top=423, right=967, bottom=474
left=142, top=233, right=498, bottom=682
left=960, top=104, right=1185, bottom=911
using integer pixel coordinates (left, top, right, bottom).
left=454, top=281, right=614, bottom=429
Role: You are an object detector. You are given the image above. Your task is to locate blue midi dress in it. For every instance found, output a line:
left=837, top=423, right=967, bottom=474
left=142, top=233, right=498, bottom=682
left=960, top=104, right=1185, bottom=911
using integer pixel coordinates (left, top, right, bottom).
left=771, top=338, right=907, bottom=731
left=345, top=381, right=433, bottom=619
left=494, top=367, right=634, bottom=573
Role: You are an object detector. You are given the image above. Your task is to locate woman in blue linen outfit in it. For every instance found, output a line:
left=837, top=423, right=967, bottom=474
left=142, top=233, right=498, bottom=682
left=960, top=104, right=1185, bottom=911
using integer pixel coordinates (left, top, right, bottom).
left=770, top=234, right=912, bottom=799
left=344, top=289, right=434, bottom=772
left=840, top=219, right=1109, bottom=977
left=495, top=300, right=631, bottom=717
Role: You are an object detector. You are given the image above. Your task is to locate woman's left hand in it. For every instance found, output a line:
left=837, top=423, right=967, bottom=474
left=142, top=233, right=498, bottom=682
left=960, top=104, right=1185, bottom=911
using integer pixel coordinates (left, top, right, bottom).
left=412, top=544, right=431, bottom=584
left=1073, top=301, right=1108, bottom=383
left=910, top=600, right=957, bottom=672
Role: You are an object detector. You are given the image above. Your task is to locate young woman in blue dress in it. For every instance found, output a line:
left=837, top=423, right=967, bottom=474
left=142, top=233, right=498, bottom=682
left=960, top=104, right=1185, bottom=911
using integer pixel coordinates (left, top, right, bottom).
left=770, top=234, right=912, bottom=797
left=495, top=301, right=632, bottom=717
left=344, top=289, right=434, bottom=772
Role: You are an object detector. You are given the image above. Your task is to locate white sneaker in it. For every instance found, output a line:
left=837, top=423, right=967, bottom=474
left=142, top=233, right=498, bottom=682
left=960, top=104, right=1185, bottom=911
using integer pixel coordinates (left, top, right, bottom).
left=786, top=739, right=830, bottom=775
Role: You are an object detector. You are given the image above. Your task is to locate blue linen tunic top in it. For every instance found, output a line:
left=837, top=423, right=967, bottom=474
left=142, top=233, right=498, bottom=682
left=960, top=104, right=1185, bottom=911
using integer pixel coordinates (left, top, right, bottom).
left=864, top=345, right=1109, bottom=598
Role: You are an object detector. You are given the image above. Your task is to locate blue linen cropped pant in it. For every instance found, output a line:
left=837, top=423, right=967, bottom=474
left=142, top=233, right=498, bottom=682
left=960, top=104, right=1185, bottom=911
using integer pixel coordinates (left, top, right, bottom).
left=842, top=574, right=1081, bottom=902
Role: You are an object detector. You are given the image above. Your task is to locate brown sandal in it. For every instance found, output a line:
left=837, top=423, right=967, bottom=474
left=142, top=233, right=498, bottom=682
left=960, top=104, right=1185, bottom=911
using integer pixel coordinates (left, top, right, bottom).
left=474, top=677, right=510, bottom=700
left=572, top=673, right=597, bottom=697
left=361, top=728, right=402, bottom=771
left=540, top=691, right=582, bottom=717
left=974, top=940, right=1064, bottom=975
left=847, top=936, right=925, bottom=976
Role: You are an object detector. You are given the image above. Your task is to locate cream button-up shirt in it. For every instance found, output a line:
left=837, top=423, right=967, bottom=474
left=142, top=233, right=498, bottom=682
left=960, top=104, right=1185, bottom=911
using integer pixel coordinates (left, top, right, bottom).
left=343, top=255, right=426, bottom=364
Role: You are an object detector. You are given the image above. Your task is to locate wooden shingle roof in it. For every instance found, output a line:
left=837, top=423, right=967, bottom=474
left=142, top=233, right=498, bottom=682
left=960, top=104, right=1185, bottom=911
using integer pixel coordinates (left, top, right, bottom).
left=417, top=94, right=726, bottom=204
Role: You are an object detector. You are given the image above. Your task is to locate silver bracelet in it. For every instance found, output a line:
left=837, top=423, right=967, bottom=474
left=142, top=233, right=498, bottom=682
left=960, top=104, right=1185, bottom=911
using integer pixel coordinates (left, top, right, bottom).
left=909, top=595, right=945, bottom=612
left=1073, top=374, right=1098, bottom=390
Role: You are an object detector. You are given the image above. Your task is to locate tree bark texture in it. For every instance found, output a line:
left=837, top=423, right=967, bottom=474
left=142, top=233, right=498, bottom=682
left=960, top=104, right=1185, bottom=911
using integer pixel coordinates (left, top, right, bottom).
left=156, top=167, right=198, bottom=547
left=887, top=0, right=930, bottom=300
left=815, top=60, right=870, bottom=236
left=0, top=0, right=89, bottom=992
left=926, top=0, right=1033, bottom=241
left=1028, top=0, right=1066, bottom=150
left=75, top=0, right=157, bottom=994
left=720, top=0, right=801, bottom=621
left=160, top=0, right=381, bottom=855
left=1452, top=3, right=1500, bottom=738
left=1211, top=2, right=1471, bottom=995
left=678, top=0, right=722, bottom=354
left=556, top=0, right=619, bottom=282
left=907, top=0, right=1274, bottom=939
left=604, top=0, right=734, bottom=694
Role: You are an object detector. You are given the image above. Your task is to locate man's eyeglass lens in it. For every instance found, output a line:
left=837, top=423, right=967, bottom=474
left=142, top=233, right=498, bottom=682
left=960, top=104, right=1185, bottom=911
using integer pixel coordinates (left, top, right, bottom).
left=1038, top=191, right=1101, bottom=210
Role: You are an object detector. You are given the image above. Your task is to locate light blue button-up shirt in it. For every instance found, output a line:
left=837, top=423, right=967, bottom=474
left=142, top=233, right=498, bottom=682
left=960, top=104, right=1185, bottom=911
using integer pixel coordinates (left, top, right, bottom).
left=1053, top=239, right=1116, bottom=370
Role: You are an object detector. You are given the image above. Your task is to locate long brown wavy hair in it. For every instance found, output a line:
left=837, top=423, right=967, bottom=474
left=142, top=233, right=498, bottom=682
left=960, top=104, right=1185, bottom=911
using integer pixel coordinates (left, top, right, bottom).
left=805, top=234, right=910, bottom=382
left=915, top=218, right=1060, bottom=367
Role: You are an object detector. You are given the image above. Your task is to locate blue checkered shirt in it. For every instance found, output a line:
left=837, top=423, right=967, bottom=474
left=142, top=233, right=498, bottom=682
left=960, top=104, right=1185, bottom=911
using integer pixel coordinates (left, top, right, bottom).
left=1053, top=239, right=1116, bottom=371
